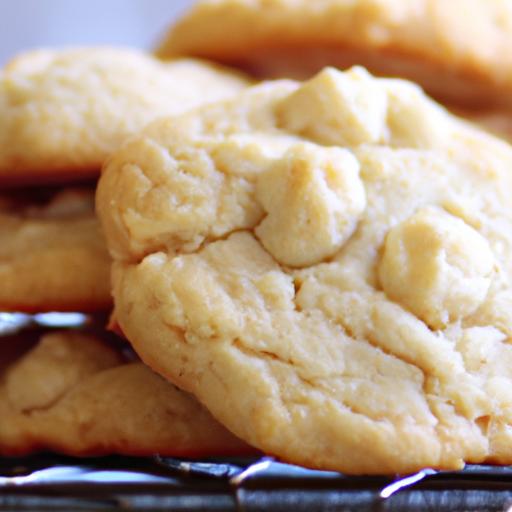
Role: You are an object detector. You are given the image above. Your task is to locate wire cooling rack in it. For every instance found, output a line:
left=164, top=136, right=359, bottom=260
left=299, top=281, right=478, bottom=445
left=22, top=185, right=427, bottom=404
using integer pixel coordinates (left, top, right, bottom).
left=1, top=314, right=512, bottom=511
left=1, top=455, right=512, bottom=511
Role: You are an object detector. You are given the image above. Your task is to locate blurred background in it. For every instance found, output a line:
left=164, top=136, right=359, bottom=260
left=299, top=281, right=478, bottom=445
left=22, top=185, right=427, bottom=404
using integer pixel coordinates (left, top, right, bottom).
left=0, top=0, right=194, bottom=65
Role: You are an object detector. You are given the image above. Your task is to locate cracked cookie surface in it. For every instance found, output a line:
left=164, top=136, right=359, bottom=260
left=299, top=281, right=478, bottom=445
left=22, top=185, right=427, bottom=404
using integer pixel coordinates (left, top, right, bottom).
left=0, top=330, right=252, bottom=456
left=0, top=47, right=248, bottom=184
left=97, top=67, right=512, bottom=474
left=0, top=188, right=111, bottom=312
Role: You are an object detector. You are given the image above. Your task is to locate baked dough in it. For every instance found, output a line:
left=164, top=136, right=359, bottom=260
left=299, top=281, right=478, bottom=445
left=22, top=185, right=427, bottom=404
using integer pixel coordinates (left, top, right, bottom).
left=0, top=330, right=252, bottom=456
left=97, top=67, right=512, bottom=474
left=0, top=47, right=248, bottom=184
left=0, top=188, right=111, bottom=312
left=157, top=0, right=512, bottom=137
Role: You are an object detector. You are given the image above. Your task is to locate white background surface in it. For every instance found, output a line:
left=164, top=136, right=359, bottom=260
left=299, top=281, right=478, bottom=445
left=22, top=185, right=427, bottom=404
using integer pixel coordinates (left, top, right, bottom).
left=0, top=0, right=194, bottom=65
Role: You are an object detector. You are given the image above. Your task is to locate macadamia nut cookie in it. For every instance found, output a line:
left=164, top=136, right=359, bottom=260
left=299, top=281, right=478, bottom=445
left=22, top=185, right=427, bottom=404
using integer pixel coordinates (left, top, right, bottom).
left=0, top=330, right=252, bottom=456
left=0, top=47, right=248, bottom=184
left=0, top=188, right=111, bottom=312
left=97, top=67, right=512, bottom=474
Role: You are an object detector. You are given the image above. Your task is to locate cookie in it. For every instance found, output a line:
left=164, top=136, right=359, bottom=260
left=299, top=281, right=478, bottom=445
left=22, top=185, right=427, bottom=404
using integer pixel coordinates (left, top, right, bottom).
left=98, top=67, right=512, bottom=474
left=157, top=0, right=512, bottom=111
left=0, top=47, right=248, bottom=185
left=0, top=188, right=111, bottom=312
left=462, top=111, right=512, bottom=143
left=0, top=330, right=252, bottom=456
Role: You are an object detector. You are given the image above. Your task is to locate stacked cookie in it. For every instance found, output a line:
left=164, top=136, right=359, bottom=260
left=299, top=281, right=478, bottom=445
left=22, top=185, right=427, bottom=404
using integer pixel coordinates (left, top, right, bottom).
left=0, top=47, right=254, bottom=456
left=4, top=0, right=512, bottom=476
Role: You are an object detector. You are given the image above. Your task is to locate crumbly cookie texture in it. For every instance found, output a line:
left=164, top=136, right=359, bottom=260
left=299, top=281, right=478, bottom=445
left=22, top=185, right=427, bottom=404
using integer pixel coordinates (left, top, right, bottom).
left=97, top=67, right=512, bottom=474
left=0, top=47, right=248, bottom=184
left=0, top=330, right=252, bottom=456
left=0, top=188, right=111, bottom=312
left=157, top=0, right=512, bottom=111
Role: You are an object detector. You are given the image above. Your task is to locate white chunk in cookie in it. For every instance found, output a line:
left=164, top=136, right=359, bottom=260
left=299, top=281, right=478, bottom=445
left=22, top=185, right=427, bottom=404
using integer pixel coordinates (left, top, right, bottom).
left=278, top=67, right=388, bottom=146
left=255, top=143, right=366, bottom=267
left=379, top=207, right=495, bottom=329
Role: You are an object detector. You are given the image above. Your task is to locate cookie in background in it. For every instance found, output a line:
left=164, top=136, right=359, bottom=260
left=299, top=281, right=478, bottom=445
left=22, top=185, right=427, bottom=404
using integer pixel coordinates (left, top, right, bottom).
left=0, top=47, right=249, bottom=185
left=156, top=0, right=512, bottom=142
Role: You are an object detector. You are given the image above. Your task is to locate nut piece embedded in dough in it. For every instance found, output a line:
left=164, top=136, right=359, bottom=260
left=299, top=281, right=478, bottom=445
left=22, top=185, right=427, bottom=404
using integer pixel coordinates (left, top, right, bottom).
left=255, top=143, right=366, bottom=267
left=378, top=207, right=495, bottom=329
left=277, top=67, right=387, bottom=146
